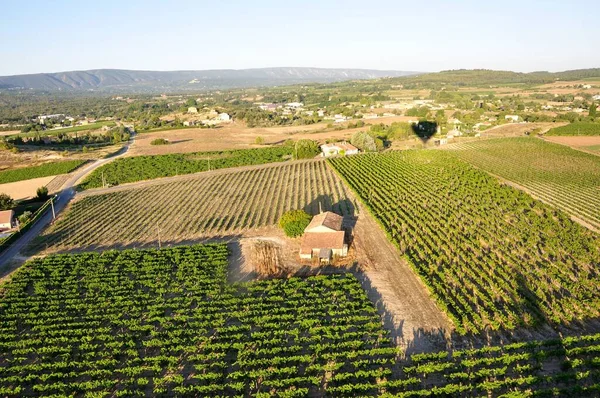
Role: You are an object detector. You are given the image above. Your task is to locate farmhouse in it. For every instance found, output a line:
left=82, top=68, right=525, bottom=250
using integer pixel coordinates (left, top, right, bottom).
left=0, top=210, right=14, bottom=231
left=505, top=115, right=519, bottom=122
left=187, top=107, right=198, bottom=114
left=320, top=142, right=359, bottom=157
left=299, top=212, right=348, bottom=263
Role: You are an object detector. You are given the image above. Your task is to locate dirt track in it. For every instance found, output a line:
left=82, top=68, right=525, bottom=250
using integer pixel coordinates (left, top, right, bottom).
left=349, top=204, right=453, bottom=353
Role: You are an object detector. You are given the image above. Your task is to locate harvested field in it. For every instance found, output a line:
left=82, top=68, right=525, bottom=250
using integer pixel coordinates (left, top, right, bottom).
left=33, top=160, right=355, bottom=253
left=544, top=135, right=600, bottom=155
left=480, top=122, right=566, bottom=138
left=129, top=116, right=416, bottom=156
left=0, top=176, right=56, bottom=200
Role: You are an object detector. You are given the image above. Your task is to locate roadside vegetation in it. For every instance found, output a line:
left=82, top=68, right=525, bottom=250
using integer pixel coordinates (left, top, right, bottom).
left=0, top=160, right=85, bottom=184
left=330, top=150, right=600, bottom=334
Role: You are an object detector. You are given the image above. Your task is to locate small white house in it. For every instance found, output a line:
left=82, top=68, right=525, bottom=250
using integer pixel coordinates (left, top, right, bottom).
left=505, top=115, right=519, bottom=122
left=286, top=102, right=304, bottom=109
left=320, top=142, right=359, bottom=157
left=187, top=107, right=198, bottom=114
left=0, top=210, right=14, bottom=231
left=218, top=113, right=231, bottom=121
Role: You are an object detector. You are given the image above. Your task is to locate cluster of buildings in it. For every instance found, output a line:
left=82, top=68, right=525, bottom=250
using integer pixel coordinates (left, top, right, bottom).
left=185, top=108, right=231, bottom=126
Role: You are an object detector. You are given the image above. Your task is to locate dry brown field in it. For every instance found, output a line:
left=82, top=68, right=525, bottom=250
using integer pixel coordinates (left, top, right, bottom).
left=129, top=116, right=416, bottom=156
left=0, top=176, right=56, bottom=200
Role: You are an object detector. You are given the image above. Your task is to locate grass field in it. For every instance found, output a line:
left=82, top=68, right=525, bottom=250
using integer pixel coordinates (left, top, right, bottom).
left=2, top=244, right=600, bottom=396
left=445, top=137, right=600, bottom=230
left=80, top=146, right=293, bottom=189
left=0, top=160, right=86, bottom=184
left=329, top=151, right=600, bottom=334
left=35, top=160, right=354, bottom=252
left=545, top=122, right=600, bottom=136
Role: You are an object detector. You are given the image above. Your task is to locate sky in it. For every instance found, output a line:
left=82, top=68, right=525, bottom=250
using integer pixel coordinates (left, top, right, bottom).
left=1, top=0, right=598, bottom=76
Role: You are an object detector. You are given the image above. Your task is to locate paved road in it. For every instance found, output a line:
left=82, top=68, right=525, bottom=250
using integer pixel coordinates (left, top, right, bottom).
left=0, top=138, right=134, bottom=270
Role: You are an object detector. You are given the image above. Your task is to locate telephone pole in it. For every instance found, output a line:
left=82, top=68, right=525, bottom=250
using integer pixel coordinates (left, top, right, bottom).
left=157, top=221, right=161, bottom=249
left=50, top=197, right=56, bottom=220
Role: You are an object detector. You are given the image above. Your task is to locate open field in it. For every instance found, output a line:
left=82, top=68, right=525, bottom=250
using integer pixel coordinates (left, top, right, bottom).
left=128, top=117, right=416, bottom=156
left=33, top=160, right=355, bottom=252
left=480, top=122, right=565, bottom=138
left=329, top=151, right=600, bottom=335
left=445, top=137, right=600, bottom=230
left=543, top=135, right=600, bottom=155
left=2, top=244, right=600, bottom=396
left=0, top=176, right=56, bottom=200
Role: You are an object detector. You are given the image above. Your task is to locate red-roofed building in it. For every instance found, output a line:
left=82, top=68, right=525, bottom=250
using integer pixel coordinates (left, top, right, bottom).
left=300, top=211, right=348, bottom=263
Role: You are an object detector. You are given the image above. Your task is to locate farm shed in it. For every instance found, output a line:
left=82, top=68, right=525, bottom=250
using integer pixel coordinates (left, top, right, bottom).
left=300, top=212, right=348, bottom=263
left=0, top=210, right=14, bottom=231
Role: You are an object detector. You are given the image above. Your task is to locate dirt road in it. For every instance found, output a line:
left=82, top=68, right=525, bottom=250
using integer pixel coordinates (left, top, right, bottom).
left=350, top=202, right=453, bottom=354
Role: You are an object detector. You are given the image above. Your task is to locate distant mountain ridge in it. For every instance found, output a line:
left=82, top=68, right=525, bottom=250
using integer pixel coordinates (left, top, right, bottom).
left=0, top=67, right=418, bottom=92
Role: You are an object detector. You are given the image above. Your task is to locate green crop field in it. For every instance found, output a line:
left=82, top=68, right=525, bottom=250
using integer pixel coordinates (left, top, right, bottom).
left=329, top=151, right=600, bottom=335
left=0, top=244, right=396, bottom=396
left=2, top=244, right=600, bottom=396
left=545, top=122, right=600, bottom=136
left=445, top=137, right=600, bottom=230
left=0, top=160, right=86, bottom=184
left=35, top=160, right=354, bottom=252
left=79, top=146, right=293, bottom=189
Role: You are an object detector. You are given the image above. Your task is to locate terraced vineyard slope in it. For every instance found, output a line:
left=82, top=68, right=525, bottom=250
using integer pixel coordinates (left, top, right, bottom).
left=34, top=160, right=354, bottom=252
left=0, top=244, right=396, bottom=396
left=445, top=137, right=600, bottom=230
left=330, top=151, right=600, bottom=334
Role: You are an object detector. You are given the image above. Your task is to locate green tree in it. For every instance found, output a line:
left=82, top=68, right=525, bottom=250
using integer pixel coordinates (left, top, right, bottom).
left=17, top=211, right=32, bottom=225
left=351, top=131, right=377, bottom=152
left=255, top=136, right=265, bottom=145
left=185, top=98, right=197, bottom=107
left=36, top=186, right=49, bottom=201
left=590, top=103, right=597, bottom=118
left=278, top=209, right=312, bottom=237
left=0, top=193, right=14, bottom=210
left=294, top=139, right=319, bottom=159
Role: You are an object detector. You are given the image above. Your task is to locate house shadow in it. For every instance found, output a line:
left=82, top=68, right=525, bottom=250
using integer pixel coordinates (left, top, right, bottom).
left=303, top=194, right=355, bottom=218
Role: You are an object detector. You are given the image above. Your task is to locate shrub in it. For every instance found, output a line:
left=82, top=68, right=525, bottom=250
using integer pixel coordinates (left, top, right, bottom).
left=293, top=140, right=320, bottom=160
left=36, top=186, right=49, bottom=201
left=0, top=194, right=14, bottom=210
left=278, top=210, right=312, bottom=237
left=18, top=211, right=32, bottom=225
left=150, top=138, right=170, bottom=146
left=255, top=136, right=265, bottom=145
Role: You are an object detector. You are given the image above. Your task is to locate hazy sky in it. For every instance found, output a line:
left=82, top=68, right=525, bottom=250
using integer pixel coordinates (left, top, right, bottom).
left=1, top=0, right=598, bottom=76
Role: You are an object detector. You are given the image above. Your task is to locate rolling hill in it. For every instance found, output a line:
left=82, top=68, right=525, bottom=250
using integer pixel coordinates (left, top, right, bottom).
left=0, top=67, right=418, bottom=92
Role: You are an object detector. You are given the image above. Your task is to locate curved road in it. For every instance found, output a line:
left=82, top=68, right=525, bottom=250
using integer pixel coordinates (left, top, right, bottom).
left=0, top=137, right=134, bottom=271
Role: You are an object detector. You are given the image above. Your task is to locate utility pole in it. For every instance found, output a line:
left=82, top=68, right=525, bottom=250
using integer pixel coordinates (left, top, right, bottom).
left=50, top=197, right=56, bottom=220
left=157, top=221, right=161, bottom=249
left=102, top=171, right=106, bottom=189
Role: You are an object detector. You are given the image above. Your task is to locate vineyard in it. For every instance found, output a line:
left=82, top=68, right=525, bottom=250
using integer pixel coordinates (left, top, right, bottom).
left=329, top=151, right=600, bottom=335
left=545, top=122, right=600, bottom=136
left=79, top=145, right=294, bottom=189
left=0, top=160, right=86, bottom=184
left=0, top=244, right=396, bottom=397
left=2, top=244, right=600, bottom=396
left=34, top=160, right=354, bottom=252
left=446, top=137, right=600, bottom=230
